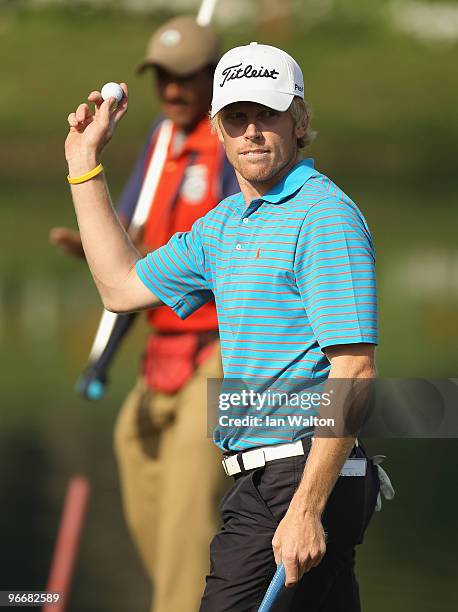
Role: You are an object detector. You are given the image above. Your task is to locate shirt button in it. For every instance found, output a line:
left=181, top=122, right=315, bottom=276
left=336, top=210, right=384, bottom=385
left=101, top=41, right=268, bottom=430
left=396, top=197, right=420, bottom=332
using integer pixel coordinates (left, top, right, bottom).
left=235, top=244, right=242, bottom=250
left=242, top=218, right=249, bottom=224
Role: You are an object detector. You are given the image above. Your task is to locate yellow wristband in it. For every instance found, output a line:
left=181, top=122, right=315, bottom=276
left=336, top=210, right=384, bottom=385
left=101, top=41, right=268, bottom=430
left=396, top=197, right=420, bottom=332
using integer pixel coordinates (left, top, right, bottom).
left=67, top=163, right=104, bottom=185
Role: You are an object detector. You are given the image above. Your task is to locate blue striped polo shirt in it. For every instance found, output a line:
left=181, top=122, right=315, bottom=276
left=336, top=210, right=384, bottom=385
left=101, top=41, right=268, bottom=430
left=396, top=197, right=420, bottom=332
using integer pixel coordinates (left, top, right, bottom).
left=136, top=159, right=378, bottom=451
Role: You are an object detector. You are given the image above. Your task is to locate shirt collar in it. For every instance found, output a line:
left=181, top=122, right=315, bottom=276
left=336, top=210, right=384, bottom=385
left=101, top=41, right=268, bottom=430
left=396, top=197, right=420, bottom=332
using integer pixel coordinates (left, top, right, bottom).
left=262, top=158, right=316, bottom=204
left=229, top=158, right=317, bottom=214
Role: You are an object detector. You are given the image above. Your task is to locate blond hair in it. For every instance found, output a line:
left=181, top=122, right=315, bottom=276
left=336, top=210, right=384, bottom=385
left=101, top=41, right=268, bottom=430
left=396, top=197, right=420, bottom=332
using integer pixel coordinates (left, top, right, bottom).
left=210, top=96, right=317, bottom=150
left=289, top=97, right=317, bottom=149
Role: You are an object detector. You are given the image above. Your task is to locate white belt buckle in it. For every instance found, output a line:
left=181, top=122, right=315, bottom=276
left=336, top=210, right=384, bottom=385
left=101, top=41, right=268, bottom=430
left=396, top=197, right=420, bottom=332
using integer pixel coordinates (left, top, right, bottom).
left=242, top=448, right=266, bottom=471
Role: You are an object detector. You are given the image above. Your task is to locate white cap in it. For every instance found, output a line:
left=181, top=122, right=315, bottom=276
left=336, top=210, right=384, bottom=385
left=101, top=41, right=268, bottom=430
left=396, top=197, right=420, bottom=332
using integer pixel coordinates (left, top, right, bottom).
left=211, top=42, right=304, bottom=118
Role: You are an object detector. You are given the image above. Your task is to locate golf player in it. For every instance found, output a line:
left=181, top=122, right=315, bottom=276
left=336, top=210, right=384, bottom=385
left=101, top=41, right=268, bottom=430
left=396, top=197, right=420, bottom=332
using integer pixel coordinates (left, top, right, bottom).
left=54, top=17, right=238, bottom=612
left=65, top=42, right=381, bottom=610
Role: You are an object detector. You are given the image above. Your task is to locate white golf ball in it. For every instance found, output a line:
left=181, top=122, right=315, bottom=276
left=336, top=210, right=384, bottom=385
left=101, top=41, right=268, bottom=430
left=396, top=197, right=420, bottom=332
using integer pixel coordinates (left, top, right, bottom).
left=101, top=82, right=123, bottom=103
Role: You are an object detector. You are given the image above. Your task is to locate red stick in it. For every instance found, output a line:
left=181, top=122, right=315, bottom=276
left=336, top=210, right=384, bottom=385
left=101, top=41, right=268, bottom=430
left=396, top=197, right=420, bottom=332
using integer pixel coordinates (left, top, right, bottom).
left=43, top=475, right=90, bottom=612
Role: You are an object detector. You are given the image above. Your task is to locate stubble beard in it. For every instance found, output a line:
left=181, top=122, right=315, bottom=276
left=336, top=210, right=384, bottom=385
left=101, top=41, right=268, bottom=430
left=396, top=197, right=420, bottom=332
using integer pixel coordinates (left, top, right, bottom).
left=237, top=146, right=298, bottom=188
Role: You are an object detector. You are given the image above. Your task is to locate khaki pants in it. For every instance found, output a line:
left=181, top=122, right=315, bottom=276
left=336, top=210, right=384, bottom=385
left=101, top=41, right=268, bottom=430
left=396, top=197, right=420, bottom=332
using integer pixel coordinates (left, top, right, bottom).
left=113, top=343, right=226, bottom=612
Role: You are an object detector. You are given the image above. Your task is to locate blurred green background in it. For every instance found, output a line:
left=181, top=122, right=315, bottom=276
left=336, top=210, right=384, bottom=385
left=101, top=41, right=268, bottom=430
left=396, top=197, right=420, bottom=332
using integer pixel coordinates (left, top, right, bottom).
left=1, top=1, right=457, bottom=610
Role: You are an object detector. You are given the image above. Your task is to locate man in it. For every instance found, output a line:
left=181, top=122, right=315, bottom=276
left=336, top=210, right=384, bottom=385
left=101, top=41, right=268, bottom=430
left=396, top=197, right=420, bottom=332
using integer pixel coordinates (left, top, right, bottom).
left=53, top=17, right=238, bottom=612
left=64, top=41, right=381, bottom=610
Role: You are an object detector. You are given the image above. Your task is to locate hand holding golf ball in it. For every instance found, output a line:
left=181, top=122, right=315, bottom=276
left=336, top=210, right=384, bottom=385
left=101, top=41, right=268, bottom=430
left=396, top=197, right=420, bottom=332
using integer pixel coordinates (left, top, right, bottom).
left=65, top=82, right=128, bottom=163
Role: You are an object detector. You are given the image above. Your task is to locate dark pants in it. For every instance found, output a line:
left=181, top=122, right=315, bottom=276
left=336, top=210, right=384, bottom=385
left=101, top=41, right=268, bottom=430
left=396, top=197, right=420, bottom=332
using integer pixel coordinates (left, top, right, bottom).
left=200, top=442, right=379, bottom=612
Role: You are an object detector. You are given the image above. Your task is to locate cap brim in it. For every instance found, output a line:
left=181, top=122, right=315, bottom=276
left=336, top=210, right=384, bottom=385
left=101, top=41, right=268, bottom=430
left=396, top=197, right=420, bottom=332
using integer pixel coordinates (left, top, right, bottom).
left=211, top=90, right=294, bottom=117
left=137, top=58, right=209, bottom=76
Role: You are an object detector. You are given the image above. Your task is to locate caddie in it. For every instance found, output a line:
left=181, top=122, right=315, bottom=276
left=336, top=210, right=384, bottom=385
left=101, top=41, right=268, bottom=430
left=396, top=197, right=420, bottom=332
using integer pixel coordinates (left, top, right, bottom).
left=65, top=42, right=383, bottom=611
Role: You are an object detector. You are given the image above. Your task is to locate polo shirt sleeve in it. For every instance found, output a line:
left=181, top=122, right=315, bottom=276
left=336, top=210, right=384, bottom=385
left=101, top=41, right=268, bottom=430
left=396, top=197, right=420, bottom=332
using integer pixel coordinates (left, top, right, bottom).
left=294, top=197, right=378, bottom=350
left=135, top=217, right=213, bottom=319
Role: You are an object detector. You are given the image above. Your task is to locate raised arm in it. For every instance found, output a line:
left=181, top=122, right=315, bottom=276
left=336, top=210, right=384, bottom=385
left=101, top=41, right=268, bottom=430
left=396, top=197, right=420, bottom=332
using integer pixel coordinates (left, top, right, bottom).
left=65, top=83, right=161, bottom=313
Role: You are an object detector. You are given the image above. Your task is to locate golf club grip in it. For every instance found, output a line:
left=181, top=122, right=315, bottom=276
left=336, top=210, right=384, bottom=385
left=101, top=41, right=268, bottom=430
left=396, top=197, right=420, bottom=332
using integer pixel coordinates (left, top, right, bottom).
left=77, top=312, right=137, bottom=400
left=257, top=563, right=285, bottom=612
